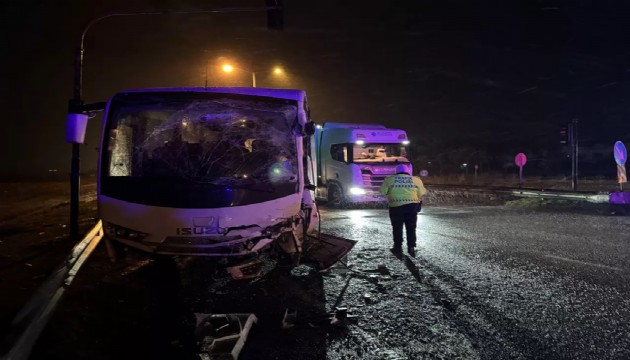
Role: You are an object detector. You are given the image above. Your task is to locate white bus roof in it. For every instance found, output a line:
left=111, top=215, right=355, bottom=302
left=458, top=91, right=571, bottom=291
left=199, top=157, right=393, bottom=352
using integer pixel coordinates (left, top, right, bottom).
left=112, top=87, right=306, bottom=101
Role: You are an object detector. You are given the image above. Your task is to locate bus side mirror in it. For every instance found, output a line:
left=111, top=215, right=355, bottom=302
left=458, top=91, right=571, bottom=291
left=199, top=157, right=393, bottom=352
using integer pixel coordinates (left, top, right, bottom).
left=304, top=121, right=316, bottom=136
left=66, top=101, right=106, bottom=143
left=66, top=113, right=89, bottom=144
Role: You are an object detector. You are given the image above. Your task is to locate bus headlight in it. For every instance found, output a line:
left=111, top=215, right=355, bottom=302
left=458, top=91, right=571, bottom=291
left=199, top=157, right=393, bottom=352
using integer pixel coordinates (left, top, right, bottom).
left=104, top=222, right=148, bottom=241
left=349, top=187, right=366, bottom=195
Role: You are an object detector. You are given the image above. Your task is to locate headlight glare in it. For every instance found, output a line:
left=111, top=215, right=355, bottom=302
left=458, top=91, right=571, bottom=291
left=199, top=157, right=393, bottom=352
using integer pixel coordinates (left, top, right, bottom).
left=349, top=187, right=366, bottom=195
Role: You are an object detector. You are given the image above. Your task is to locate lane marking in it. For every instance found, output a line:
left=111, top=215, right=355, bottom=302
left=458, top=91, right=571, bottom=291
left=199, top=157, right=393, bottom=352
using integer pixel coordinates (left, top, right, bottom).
left=543, top=255, right=624, bottom=272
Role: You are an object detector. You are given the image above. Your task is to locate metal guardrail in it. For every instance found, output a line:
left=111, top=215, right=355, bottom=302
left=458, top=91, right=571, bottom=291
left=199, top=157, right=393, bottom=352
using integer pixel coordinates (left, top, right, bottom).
left=1, top=220, right=104, bottom=360
left=428, top=184, right=612, bottom=204
left=509, top=189, right=610, bottom=203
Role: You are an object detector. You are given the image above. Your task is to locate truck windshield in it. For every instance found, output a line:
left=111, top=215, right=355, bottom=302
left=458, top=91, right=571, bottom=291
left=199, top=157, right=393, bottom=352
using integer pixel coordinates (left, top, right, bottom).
left=352, top=143, right=410, bottom=163
left=100, top=91, right=299, bottom=208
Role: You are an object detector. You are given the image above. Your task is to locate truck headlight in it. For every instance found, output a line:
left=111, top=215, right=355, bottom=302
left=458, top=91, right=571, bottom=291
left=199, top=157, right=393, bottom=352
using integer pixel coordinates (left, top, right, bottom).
left=349, top=187, right=366, bottom=195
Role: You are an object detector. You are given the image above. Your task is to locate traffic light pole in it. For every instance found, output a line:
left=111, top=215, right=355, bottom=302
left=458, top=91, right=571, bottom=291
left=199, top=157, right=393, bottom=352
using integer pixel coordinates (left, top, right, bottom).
left=67, top=3, right=283, bottom=242
left=570, top=118, right=578, bottom=191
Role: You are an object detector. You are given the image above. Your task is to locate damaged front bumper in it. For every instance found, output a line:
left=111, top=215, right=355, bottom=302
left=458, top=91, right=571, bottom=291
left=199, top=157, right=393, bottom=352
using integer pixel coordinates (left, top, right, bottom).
left=105, top=219, right=357, bottom=279
left=104, top=219, right=296, bottom=257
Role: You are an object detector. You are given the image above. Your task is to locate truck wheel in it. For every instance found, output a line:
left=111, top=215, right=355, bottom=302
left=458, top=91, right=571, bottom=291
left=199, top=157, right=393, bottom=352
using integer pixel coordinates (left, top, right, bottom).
left=328, top=185, right=345, bottom=208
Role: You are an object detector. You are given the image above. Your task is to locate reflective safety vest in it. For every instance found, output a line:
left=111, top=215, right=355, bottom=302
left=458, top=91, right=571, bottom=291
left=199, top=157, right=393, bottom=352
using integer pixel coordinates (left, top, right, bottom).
left=379, top=173, right=427, bottom=207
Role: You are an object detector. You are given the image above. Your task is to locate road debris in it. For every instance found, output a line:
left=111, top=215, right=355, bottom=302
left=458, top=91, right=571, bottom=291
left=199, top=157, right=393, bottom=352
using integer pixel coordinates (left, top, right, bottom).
left=281, top=307, right=357, bottom=329
left=196, top=313, right=257, bottom=360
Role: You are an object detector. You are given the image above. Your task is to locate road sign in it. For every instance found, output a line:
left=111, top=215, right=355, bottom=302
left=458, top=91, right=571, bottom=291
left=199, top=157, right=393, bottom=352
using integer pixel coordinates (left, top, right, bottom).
left=613, top=141, right=627, bottom=166
left=514, top=153, right=527, bottom=188
left=515, top=153, right=527, bottom=167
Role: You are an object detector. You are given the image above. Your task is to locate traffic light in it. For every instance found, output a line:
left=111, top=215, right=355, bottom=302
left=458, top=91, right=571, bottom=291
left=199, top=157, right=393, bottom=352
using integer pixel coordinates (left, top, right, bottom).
left=266, top=0, right=284, bottom=30
left=559, top=126, right=568, bottom=144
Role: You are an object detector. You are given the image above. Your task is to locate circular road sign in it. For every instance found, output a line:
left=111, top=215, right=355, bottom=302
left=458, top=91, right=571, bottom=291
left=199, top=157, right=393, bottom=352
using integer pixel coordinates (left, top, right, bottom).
left=515, top=153, right=527, bottom=167
left=614, top=141, right=627, bottom=166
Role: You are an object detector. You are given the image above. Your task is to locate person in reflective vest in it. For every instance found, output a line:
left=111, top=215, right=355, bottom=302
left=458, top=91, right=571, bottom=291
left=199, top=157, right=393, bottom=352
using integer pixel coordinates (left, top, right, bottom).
left=379, top=164, right=427, bottom=257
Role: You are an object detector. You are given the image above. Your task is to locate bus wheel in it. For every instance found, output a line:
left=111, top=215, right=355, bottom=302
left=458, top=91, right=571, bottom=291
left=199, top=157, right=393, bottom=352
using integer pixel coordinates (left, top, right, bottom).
left=328, top=185, right=345, bottom=208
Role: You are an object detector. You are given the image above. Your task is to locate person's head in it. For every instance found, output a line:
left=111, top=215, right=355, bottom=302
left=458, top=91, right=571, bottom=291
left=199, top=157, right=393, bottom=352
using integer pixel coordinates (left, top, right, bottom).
left=396, top=164, right=411, bottom=175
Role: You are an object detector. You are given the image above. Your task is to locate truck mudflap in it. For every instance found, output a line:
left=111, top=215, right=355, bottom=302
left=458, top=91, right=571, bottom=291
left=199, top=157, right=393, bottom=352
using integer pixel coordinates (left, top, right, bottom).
left=302, top=233, right=357, bottom=271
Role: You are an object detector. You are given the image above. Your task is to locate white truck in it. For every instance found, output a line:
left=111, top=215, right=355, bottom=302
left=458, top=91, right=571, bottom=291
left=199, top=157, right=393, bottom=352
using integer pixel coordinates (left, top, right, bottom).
left=66, top=87, right=354, bottom=278
left=312, top=122, right=412, bottom=206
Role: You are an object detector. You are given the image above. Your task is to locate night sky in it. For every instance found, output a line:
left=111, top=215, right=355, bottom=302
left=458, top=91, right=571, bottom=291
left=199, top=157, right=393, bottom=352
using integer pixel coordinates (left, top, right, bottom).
left=2, top=0, right=630, bottom=179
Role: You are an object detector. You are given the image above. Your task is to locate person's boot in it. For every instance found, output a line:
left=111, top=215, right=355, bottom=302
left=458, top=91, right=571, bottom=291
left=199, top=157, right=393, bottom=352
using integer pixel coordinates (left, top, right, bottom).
left=390, top=245, right=403, bottom=256
left=407, top=247, right=416, bottom=257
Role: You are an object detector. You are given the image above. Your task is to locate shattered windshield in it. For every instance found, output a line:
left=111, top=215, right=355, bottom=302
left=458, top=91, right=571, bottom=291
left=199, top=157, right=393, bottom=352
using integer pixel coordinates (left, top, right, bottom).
left=352, top=143, right=410, bottom=163
left=104, top=92, right=298, bottom=187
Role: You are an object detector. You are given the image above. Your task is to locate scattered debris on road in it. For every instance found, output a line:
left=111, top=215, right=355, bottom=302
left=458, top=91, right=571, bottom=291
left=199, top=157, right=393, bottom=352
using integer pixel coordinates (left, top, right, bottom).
left=195, top=313, right=257, bottom=360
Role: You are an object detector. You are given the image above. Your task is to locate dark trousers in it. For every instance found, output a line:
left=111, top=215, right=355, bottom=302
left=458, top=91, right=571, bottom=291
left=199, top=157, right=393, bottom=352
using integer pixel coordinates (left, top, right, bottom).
left=388, top=203, right=418, bottom=249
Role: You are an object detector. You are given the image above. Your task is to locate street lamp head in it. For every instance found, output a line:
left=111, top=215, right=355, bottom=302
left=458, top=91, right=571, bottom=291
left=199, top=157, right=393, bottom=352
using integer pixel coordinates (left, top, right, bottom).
left=218, top=62, right=285, bottom=88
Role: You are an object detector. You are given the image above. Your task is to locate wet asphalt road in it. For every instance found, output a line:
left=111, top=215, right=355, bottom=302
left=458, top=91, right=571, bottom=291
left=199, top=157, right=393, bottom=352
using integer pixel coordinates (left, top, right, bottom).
left=27, top=204, right=630, bottom=360
left=319, top=205, right=630, bottom=360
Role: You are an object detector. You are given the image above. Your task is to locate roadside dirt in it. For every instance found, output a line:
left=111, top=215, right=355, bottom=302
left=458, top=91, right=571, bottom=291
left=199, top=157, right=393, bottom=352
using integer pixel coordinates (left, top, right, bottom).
left=0, top=178, right=98, bottom=339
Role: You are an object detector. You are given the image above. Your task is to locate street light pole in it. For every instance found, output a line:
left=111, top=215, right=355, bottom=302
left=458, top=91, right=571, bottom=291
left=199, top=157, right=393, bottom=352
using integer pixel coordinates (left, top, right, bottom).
left=252, top=72, right=256, bottom=87
left=67, top=5, right=283, bottom=241
left=205, top=61, right=208, bottom=89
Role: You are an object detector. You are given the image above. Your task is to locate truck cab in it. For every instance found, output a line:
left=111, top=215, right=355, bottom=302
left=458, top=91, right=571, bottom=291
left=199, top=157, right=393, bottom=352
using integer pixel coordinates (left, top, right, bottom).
left=313, top=122, right=412, bottom=206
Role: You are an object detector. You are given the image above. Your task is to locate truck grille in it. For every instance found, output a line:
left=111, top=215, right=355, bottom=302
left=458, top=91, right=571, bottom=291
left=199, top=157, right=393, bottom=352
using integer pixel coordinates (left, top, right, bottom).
left=361, top=170, right=387, bottom=192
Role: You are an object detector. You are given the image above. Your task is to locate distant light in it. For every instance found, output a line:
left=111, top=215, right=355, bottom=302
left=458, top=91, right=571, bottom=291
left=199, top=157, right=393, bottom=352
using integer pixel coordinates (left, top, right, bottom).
left=355, top=140, right=365, bottom=145
left=462, top=163, right=468, bottom=167
left=349, top=187, right=366, bottom=195
left=273, top=168, right=281, bottom=174
left=222, top=64, right=234, bottom=73
left=402, top=140, right=410, bottom=145
left=182, top=120, right=188, bottom=127
left=316, top=124, right=322, bottom=129
left=273, top=67, right=283, bottom=75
